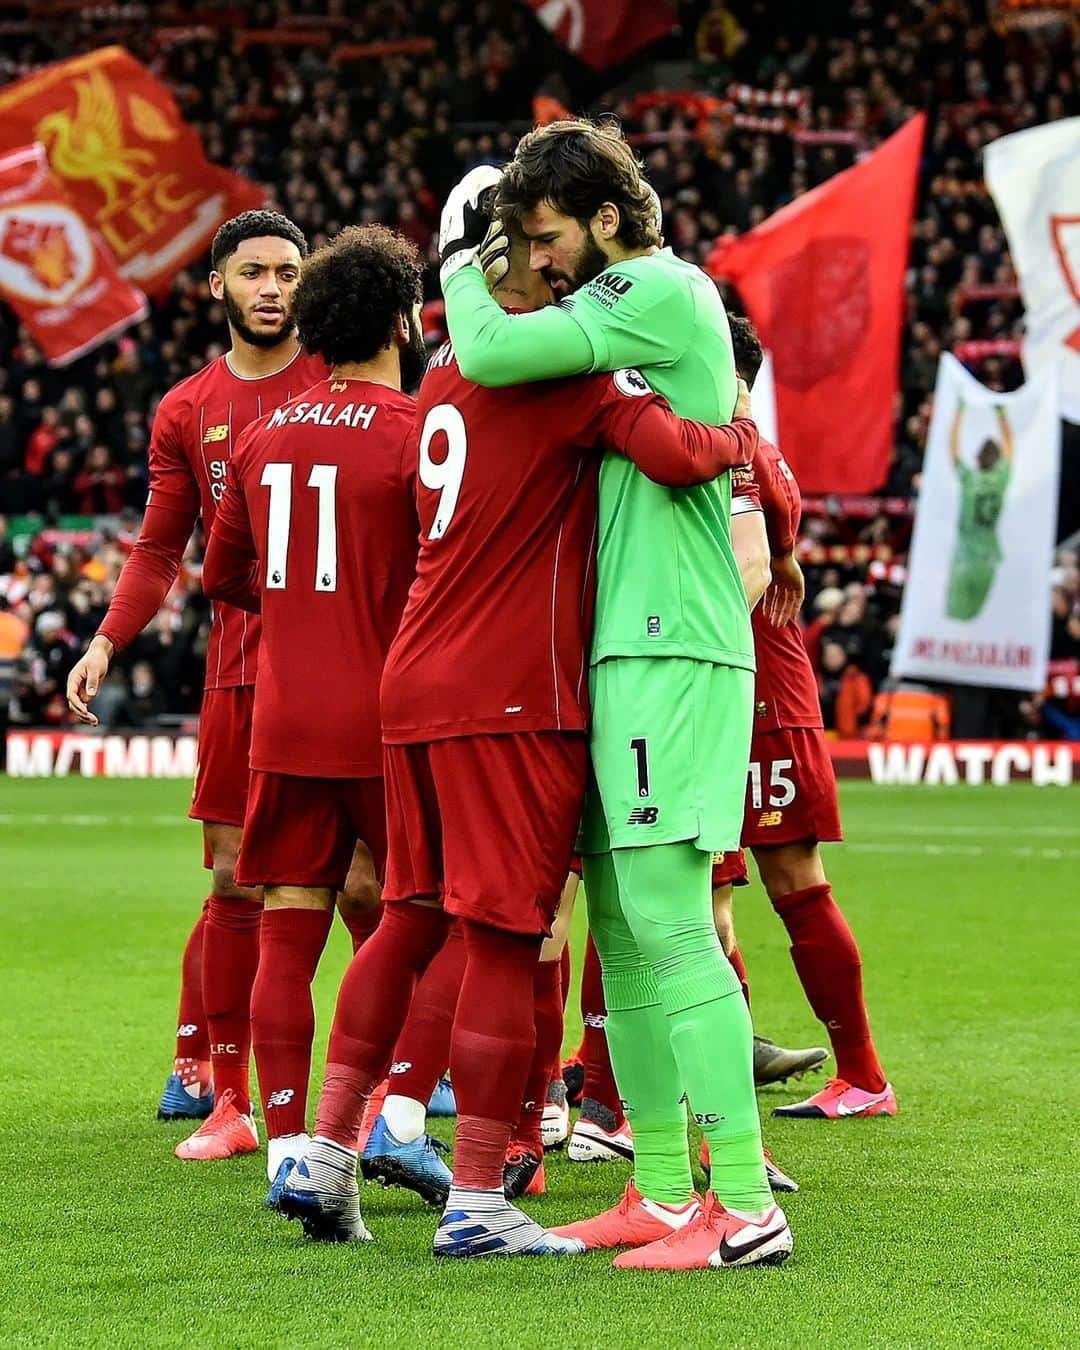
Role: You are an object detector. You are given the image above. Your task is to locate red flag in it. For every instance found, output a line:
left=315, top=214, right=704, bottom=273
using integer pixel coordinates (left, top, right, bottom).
left=0, top=46, right=265, bottom=296
left=526, top=1, right=674, bottom=72
left=0, top=143, right=147, bottom=365
left=706, top=115, right=925, bottom=494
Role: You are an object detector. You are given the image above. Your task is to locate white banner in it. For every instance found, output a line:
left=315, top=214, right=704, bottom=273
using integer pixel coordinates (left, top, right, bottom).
left=892, top=353, right=1060, bottom=691
left=751, top=348, right=779, bottom=446
left=984, top=117, right=1080, bottom=423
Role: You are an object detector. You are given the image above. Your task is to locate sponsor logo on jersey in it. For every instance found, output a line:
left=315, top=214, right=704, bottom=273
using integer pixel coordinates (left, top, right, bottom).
left=613, top=367, right=652, bottom=398
left=177, top=1023, right=198, bottom=1037
left=583, top=1012, right=607, bottom=1029
left=266, top=1088, right=294, bottom=1108
left=757, top=810, right=783, bottom=827
left=586, top=270, right=634, bottom=311
left=203, top=423, right=228, bottom=443
left=627, top=806, right=659, bottom=825
left=647, top=615, right=661, bottom=636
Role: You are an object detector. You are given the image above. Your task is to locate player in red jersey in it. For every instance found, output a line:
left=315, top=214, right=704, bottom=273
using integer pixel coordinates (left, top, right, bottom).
left=277, top=220, right=760, bottom=1251
left=201, top=225, right=432, bottom=1184
left=711, top=317, right=896, bottom=1121
left=66, top=212, right=327, bottom=1142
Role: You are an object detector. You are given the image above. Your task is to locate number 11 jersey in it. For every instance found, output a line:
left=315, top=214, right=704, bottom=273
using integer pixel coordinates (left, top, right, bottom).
left=213, top=376, right=419, bottom=777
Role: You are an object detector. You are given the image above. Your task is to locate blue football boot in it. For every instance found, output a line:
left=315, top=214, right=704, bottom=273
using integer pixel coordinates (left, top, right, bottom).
left=157, top=1072, right=214, bottom=1121
left=427, top=1077, right=457, bottom=1118
left=360, top=1114, right=452, bottom=1207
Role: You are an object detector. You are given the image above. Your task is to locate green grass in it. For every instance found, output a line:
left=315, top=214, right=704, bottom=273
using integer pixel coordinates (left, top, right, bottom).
left=3, top=777, right=1078, bottom=1349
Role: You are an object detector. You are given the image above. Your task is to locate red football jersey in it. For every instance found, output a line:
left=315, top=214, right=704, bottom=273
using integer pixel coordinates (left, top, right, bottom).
left=380, top=343, right=754, bottom=742
left=141, top=348, right=326, bottom=689
left=733, top=437, right=823, bottom=732
left=208, top=377, right=419, bottom=777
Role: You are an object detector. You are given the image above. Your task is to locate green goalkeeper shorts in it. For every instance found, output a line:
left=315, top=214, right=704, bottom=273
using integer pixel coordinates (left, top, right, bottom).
left=578, top=656, right=754, bottom=855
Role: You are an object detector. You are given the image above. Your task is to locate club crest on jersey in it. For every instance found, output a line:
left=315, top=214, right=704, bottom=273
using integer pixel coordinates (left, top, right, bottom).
left=755, top=700, right=768, bottom=719
left=613, top=367, right=652, bottom=398
left=329, top=380, right=348, bottom=392
left=203, top=424, right=228, bottom=443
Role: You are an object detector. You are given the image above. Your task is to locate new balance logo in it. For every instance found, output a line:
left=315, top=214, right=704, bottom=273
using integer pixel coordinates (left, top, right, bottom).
left=203, top=423, right=228, bottom=443
left=266, top=1089, right=294, bottom=1108
left=583, top=1013, right=607, bottom=1029
left=176, top=1024, right=198, bottom=1037
left=757, top=810, right=783, bottom=827
left=389, top=1060, right=413, bottom=1075
left=627, top=806, right=659, bottom=825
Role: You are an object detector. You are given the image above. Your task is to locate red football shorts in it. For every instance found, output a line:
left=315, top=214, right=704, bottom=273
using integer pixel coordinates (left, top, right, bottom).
left=190, top=685, right=254, bottom=829
left=711, top=849, right=750, bottom=888
left=235, top=769, right=387, bottom=890
left=741, top=725, right=843, bottom=850
left=382, top=732, right=587, bottom=936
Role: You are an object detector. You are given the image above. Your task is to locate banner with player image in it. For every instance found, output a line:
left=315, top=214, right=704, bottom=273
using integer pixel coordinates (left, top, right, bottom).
left=892, top=353, right=1061, bottom=692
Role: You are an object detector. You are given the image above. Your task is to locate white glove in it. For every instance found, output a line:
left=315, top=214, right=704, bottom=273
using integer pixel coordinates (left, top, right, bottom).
left=478, top=214, right=511, bottom=290
left=439, top=163, right=503, bottom=286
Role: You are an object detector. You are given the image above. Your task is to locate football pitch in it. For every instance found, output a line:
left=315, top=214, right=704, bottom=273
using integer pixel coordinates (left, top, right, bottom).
left=3, top=776, right=1077, bottom=1349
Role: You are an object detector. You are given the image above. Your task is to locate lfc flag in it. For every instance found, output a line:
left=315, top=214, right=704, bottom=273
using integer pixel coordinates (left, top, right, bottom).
left=0, top=143, right=147, bottom=365
left=984, top=118, right=1080, bottom=423
left=706, top=115, right=925, bottom=494
left=0, top=46, right=265, bottom=295
left=526, top=1, right=674, bottom=72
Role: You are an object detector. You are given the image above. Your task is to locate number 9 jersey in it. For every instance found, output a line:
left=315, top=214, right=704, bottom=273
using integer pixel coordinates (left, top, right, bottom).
left=381, top=342, right=661, bottom=744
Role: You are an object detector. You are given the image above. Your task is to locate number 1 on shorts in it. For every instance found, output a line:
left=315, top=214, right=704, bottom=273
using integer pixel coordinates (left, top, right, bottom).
left=629, top=736, right=650, bottom=798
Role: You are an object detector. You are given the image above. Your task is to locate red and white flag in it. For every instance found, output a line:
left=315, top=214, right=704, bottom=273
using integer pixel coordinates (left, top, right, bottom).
left=0, top=46, right=265, bottom=296
left=984, top=117, right=1080, bottom=423
left=525, top=0, right=674, bottom=72
left=707, top=115, right=925, bottom=494
left=0, top=143, right=146, bottom=365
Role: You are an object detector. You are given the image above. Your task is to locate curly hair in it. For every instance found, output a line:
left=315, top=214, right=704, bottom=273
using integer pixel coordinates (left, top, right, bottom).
left=498, top=118, right=659, bottom=250
left=210, top=210, right=308, bottom=270
left=292, top=225, right=422, bottom=367
left=727, top=314, right=764, bottom=383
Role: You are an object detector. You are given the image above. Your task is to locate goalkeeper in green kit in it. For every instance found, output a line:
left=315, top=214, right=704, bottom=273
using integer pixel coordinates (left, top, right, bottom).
left=946, top=399, right=1013, bottom=621
left=438, top=120, right=792, bottom=1270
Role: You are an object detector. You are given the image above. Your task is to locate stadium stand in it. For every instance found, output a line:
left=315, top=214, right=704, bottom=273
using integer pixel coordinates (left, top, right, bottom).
left=1, top=0, right=1077, bottom=737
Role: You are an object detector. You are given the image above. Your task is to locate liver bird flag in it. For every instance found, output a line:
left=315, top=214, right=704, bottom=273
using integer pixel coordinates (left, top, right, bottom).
left=0, top=143, right=147, bottom=365
left=707, top=115, right=925, bottom=494
left=0, top=47, right=264, bottom=295
left=526, top=1, right=674, bottom=72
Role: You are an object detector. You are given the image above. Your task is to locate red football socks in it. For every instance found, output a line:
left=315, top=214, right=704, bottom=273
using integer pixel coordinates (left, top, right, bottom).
left=451, top=919, right=543, bottom=1189
left=174, top=898, right=210, bottom=1065
left=340, top=905, right=382, bottom=955
left=202, top=895, right=262, bottom=1108
left=315, top=902, right=449, bottom=1148
left=516, top=956, right=565, bottom=1152
left=389, top=919, right=465, bottom=1106
left=580, top=933, right=624, bottom=1123
left=771, top=883, right=887, bottom=1093
left=728, top=944, right=751, bottom=1008
left=251, top=907, right=334, bottom=1139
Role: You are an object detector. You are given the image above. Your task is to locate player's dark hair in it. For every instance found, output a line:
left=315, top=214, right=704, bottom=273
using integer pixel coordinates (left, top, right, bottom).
left=498, top=118, right=660, bottom=249
left=727, top=314, right=764, bottom=384
left=210, top=210, right=308, bottom=271
left=292, top=225, right=422, bottom=367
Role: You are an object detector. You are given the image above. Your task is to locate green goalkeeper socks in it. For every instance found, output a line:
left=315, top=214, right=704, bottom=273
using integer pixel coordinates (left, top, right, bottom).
left=592, top=841, right=771, bottom=1214
left=583, top=853, right=692, bottom=1205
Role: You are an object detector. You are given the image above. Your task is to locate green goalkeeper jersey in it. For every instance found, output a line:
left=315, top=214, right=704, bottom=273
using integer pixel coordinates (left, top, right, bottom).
left=955, top=460, right=1011, bottom=565
left=443, top=252, right=754, bottom=671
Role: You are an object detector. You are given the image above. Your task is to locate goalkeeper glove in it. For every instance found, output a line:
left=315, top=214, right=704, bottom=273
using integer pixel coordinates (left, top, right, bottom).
left=477, top=214, right=511, bottom=290
left=439, top=164, right=503, bottom=286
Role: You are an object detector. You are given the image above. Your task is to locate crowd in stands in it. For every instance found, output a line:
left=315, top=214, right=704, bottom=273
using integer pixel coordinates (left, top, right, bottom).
left=1, top=0, right=1077, bottom=737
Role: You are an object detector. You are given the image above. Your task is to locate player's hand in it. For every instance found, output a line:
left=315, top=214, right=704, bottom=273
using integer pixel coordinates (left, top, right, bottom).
left=478, top=214, right=511, bottom=291
left=764, top=552, right=804, bottom=628
left=733, top=377, right=752, bottom=421
left=994, top=404, right=1008, bottom=425
left=439, top=164, right=503, bottom=286
left=66, top=634, right=114, bottom=726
